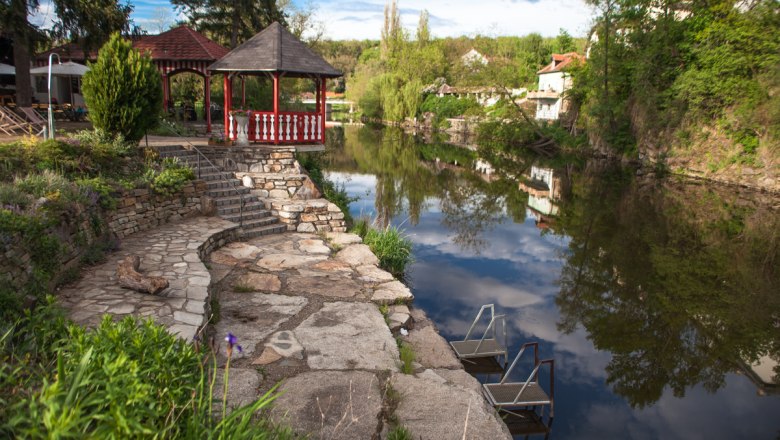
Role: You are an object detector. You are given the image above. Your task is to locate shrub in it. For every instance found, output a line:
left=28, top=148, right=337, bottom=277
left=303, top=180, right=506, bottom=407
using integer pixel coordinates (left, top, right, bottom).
left=147, top=159, right=195, bottom=196
left=82, top=33, right=162, bottom=142
left=3, top=313, right=293, bottom=439
left=363, top=225, right=414, bottom=276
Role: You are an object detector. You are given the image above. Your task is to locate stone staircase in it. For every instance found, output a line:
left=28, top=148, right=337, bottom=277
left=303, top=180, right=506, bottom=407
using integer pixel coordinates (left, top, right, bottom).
left=154, top=145, right=287, bottom=238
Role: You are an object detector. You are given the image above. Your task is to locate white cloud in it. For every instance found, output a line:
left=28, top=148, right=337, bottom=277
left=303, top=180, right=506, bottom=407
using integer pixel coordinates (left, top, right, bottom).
left=29, top=1, right=56, bottom=30
left=317, top=0, right=596, bottom=40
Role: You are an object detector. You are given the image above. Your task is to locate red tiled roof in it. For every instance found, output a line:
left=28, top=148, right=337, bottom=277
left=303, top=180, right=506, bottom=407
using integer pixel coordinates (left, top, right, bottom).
left=36, top=27, right=228, bottom=63
left=538, top=52, right=585, bottom=74
left=134, top=26, right=229, bottom=61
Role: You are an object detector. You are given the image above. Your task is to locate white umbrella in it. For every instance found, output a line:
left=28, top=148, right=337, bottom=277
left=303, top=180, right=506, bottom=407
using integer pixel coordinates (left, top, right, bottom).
left=30, top=61, right=89, bottom=76
left=31, top=61, right=90, bottom=108
left=0, top=63, right=14, bottom=75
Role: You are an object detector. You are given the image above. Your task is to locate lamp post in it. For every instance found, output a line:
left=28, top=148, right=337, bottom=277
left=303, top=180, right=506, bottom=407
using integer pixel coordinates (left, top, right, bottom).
left=47, top=53, right=61, bottom=140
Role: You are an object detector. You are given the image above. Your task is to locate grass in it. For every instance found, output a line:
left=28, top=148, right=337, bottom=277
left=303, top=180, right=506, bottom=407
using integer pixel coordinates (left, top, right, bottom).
left=387, top=425, right=413, bottom=440
left=398, top=340, right=416, bottom=375
left=350, top=217, right=414, bottom=277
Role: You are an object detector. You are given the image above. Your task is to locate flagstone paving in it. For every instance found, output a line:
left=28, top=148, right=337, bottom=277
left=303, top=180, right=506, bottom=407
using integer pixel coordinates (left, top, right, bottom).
left=209, top=232, right=511, bottom=439
left=58, top=221, right=510, bottom=439
left=57, top=216, right=238, bottom=341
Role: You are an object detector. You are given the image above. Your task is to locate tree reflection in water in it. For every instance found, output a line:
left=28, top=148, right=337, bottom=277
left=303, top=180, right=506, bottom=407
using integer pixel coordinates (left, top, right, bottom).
left=553, top=163, right=780, bottom=407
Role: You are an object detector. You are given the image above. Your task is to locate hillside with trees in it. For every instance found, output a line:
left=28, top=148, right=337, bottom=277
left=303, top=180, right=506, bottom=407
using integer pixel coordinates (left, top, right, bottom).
left=574, top=0, right=779, bottom=186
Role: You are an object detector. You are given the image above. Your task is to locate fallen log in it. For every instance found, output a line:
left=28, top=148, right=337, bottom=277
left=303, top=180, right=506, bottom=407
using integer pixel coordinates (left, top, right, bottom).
left=117, top=255, right=169, bottom=295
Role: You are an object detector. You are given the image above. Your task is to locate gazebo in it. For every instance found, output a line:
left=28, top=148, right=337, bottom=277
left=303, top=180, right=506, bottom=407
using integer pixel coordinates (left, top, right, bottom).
left=208, top=22, right=342, bottom=146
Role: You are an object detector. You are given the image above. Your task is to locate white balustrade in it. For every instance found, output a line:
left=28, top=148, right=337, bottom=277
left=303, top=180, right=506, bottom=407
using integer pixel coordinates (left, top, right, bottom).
left=317, top=114, right=322, bottom=141
left=255, top=113, right=260, bottom=139
left=270, top=115, right=275, bottom=141
left=303, top=116, right=309, bottom=140
left=228, top=113, right=234, bottom=139
left=293, top=115, right=298, bottom=140
left=262, top=114, right=268, bottom=140
left=286, top=115, right=291, bottom=140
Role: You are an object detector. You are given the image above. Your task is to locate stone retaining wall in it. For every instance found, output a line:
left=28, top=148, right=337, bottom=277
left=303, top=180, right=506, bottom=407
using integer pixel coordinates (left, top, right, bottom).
left=235, top=172, right=321, bottom=200
left=1, top=180, right=210, bottom=299
left=108, top=180, right=209, bottom=239
left=197, top=146, right=299, bottom=174
left=265, top=199, right=347, bottom=233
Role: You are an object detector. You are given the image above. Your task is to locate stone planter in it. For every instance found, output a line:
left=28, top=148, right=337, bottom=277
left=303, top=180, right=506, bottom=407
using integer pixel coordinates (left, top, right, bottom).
left=233, top=114, right=249, bottom=146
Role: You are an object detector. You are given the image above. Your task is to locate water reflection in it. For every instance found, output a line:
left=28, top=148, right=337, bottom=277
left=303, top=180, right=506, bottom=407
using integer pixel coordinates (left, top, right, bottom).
left=320, top=125, right=780, bottom=439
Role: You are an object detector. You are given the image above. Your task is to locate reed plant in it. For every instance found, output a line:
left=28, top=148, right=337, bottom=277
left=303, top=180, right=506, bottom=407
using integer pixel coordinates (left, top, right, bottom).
left=363, top=224, right=414, bottom=277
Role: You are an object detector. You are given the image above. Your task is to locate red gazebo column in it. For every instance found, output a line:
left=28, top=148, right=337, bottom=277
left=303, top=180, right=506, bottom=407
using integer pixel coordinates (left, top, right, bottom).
left=162, top=73, right=171, bottom=112
left=273, top=72, right=280, bottom=145
left=320, top=77, right=327, bottom=143
left=223, top=74, right=232, bottom=139
left=205, top=74, right=211, bottom=133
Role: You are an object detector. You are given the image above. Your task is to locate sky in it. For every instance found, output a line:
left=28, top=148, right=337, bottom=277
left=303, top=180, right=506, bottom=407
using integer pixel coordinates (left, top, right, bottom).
left=31, top=0, right=596, bottom=41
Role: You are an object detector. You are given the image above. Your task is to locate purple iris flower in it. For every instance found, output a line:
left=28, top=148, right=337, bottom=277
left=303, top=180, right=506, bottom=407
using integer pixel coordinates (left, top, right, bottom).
left=225, top=332, right=243, bottom=357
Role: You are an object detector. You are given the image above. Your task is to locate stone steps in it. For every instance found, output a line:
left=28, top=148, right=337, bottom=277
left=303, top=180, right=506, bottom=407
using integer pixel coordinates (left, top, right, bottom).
left=152, top=145, right=286, bottom=239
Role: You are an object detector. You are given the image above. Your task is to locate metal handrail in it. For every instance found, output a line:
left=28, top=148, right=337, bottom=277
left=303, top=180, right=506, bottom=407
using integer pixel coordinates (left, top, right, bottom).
left=152, top=123, right=245, bottom=227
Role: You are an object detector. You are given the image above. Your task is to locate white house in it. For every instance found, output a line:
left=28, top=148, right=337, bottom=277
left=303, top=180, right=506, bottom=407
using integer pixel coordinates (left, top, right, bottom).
left=527, top=52, right=584, bottom=121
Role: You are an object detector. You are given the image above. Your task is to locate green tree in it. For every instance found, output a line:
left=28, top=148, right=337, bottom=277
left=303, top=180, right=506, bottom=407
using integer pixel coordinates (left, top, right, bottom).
left=171, top=0, right=286, bottom=48
left=82, top=33, right=162, bottom=142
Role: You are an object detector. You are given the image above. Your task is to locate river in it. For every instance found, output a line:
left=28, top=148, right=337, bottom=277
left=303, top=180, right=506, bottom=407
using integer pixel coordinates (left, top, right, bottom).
left=316, top=125, right=780, bottom=440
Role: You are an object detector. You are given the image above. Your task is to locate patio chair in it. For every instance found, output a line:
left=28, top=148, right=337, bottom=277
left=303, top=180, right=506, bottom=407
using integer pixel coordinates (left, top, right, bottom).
left=482, top=341, right=555, bottom=418
left=0, top=106, right=37, bottom=136
left=18, top=107, right=47, bottom=136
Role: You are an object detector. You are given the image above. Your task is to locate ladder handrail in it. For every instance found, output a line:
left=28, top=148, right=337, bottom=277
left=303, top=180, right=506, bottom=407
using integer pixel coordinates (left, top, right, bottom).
left=510, top=358, right=554, bottom=416
left=463, top=304, right=494, bottom=341
left=473, top=314, right=506, bottom=354
left=500, top=342, right=539, bottom=385
left=152, top=123, right=244, bottom=227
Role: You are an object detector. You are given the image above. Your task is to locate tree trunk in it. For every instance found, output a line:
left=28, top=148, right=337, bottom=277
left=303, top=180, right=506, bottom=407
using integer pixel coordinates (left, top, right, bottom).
left=117, top=256, right=169, bottom=295
left=11, top=0, right=32, bottom=107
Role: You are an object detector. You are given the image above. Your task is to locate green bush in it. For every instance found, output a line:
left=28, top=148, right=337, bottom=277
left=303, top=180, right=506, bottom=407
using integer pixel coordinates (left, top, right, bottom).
left=147, top=159, right=195, bottom=196
left=363, top=225, right=414, bottom=277
left=3, top=312, right=293, bottom=439
left=82, top=33, right=162, bottom=142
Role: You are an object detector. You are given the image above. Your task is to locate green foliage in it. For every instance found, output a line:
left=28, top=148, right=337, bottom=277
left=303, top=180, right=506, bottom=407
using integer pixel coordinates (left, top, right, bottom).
left=398, top=341, right=415, bottom=374
left=363, top=225, right=414, bottom=277
left=350, top=217, right=369, bottom=238
left=387, top=425, right=413, bottom=440
left=82, top=33, right=162, bottom=142
left=2, top=312, right=293, bottom=439
left=420, top=95, right=480, bottom=119
left=576, top=0, right=779, bottom=159
left=146, top=158, right=195, bottom=196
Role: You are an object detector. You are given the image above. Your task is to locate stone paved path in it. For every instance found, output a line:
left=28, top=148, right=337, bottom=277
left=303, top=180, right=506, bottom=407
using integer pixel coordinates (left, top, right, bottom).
left=57, top=220, right=510, bottom=439
left=58, top=216, right=237, bottom=341
left=209, top=232, right=511, bottom=440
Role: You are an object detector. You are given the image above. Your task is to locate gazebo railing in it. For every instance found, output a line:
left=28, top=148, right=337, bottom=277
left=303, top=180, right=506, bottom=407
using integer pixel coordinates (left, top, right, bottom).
left=228, top=111, right=323, bottom=144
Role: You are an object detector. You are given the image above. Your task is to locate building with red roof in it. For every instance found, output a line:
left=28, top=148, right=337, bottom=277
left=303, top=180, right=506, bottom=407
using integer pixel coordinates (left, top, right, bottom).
left=36, top=26, right=229, bottom=130
left=527, top=52, right=585, bottom=121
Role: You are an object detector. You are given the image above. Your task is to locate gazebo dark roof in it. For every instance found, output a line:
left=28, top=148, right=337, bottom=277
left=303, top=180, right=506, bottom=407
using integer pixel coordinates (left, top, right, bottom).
left=208, top=22, right=341, bottom=78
